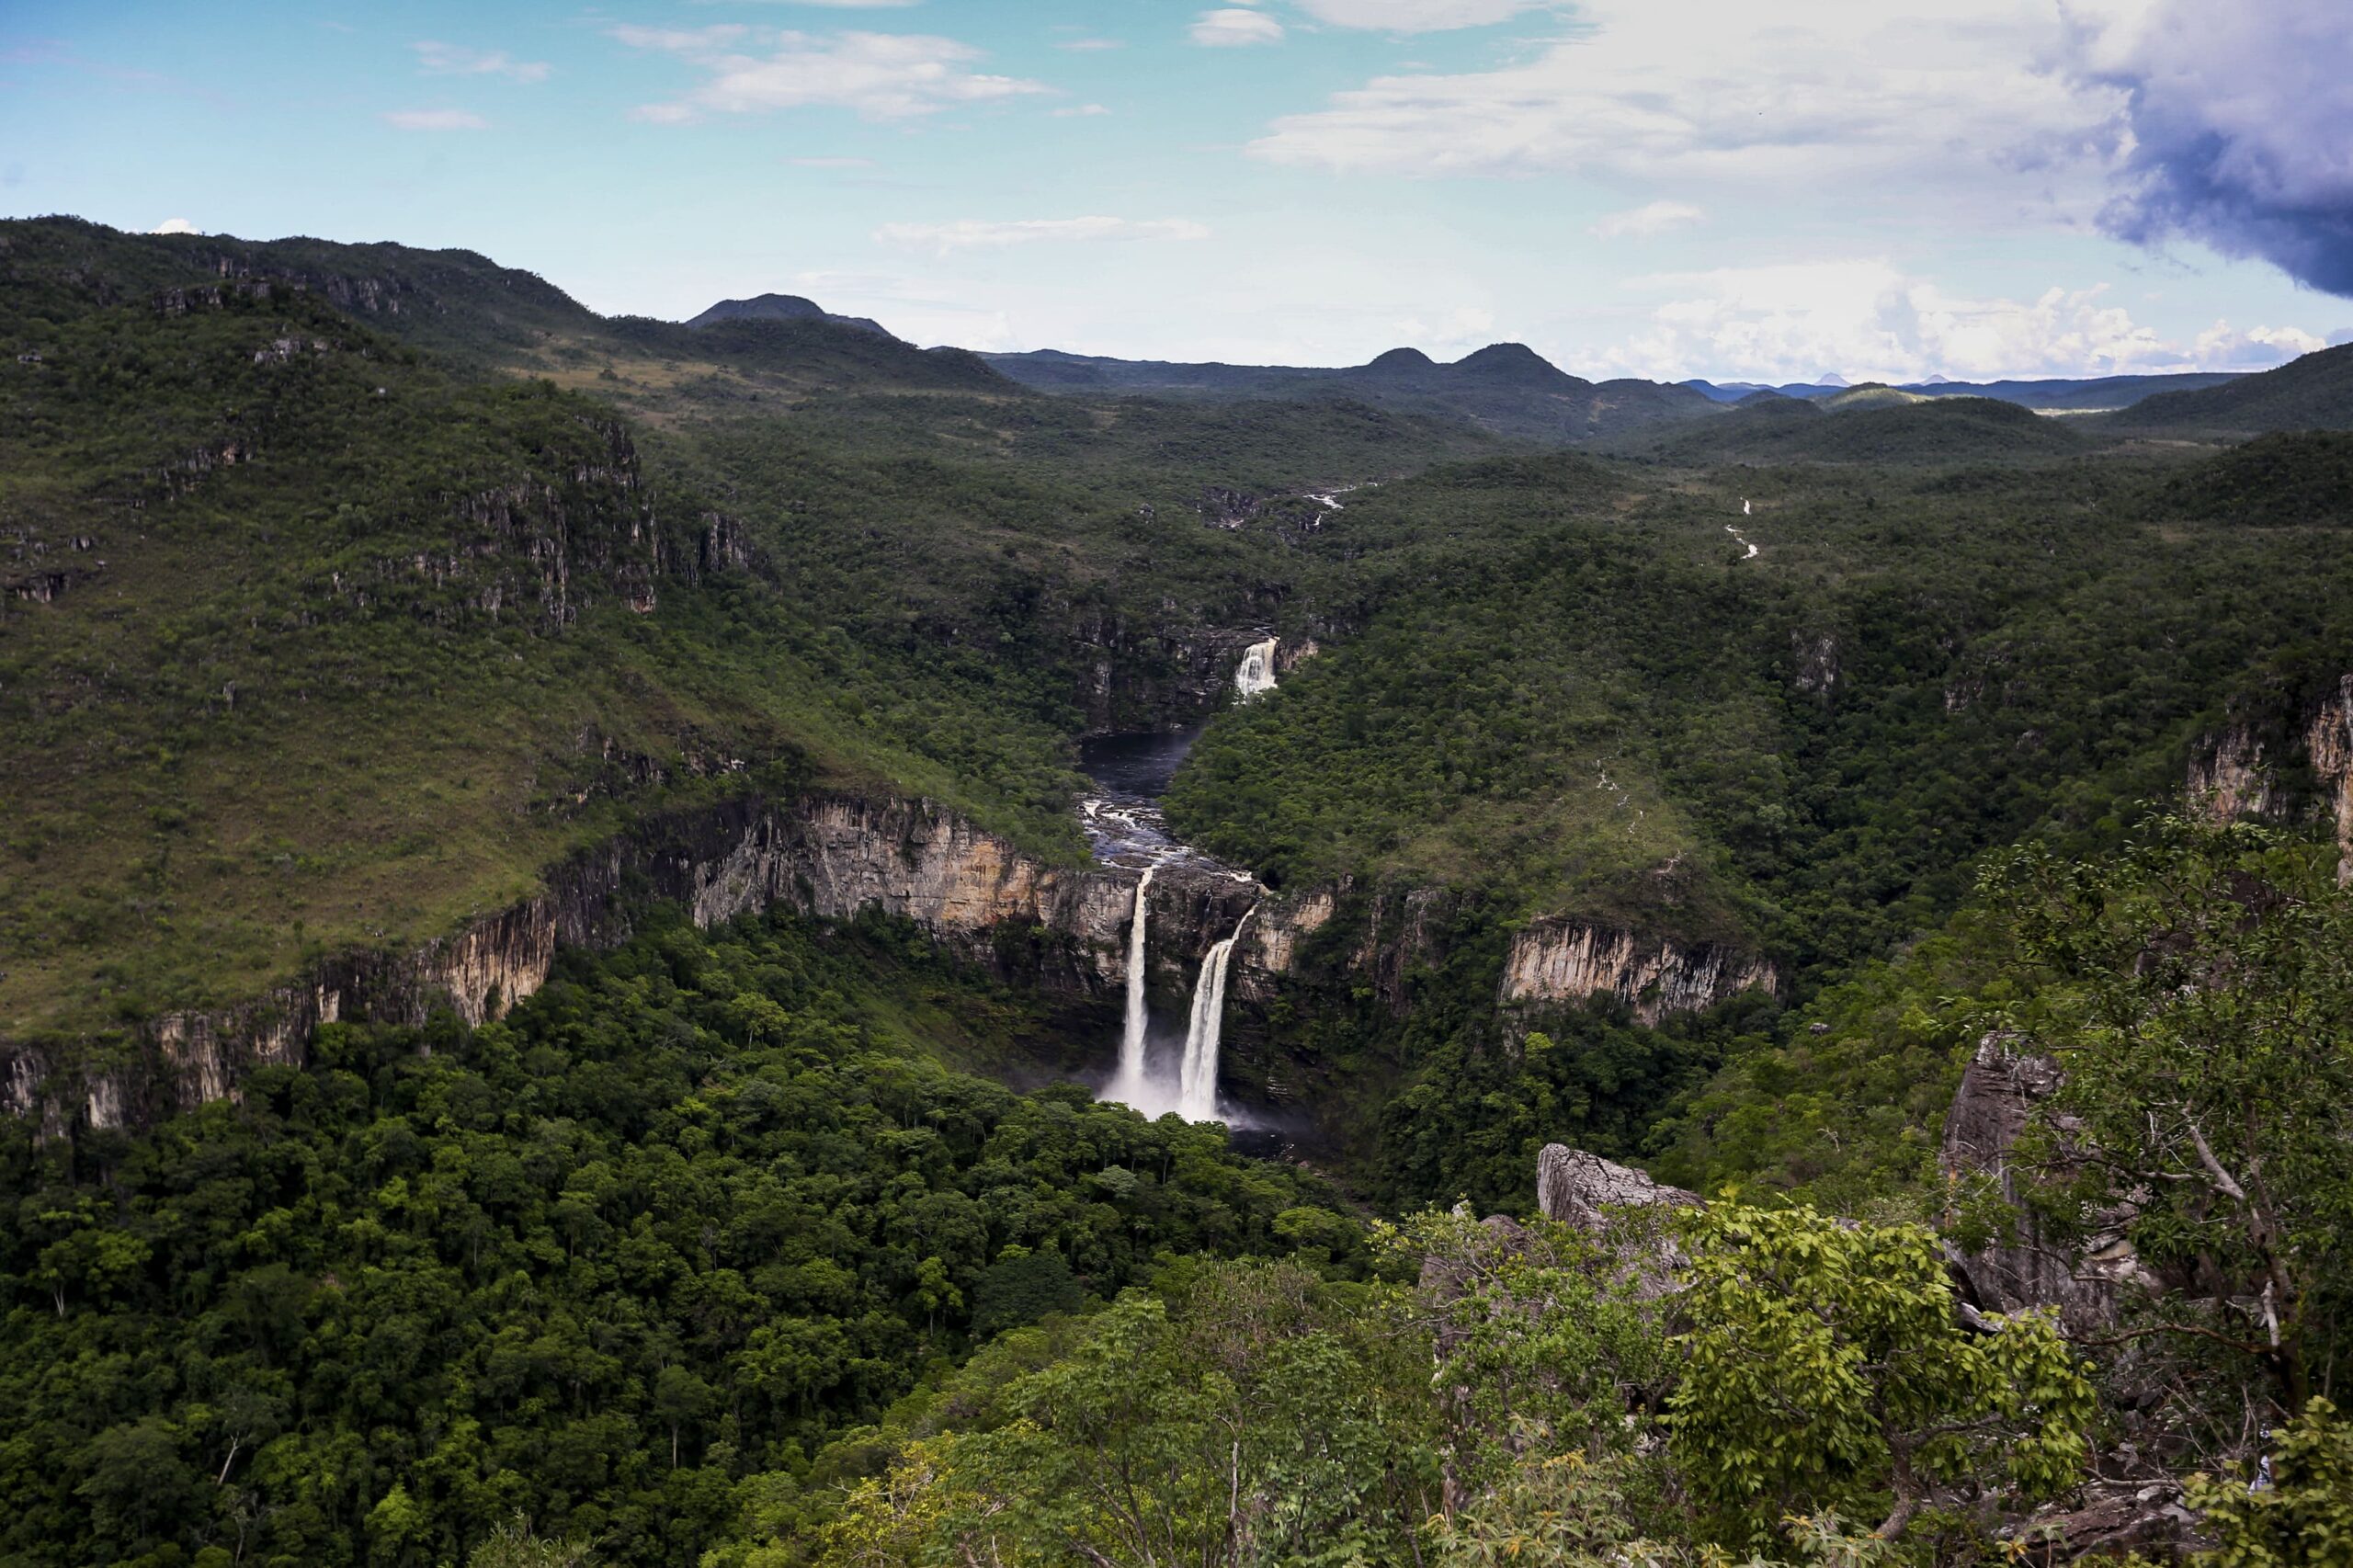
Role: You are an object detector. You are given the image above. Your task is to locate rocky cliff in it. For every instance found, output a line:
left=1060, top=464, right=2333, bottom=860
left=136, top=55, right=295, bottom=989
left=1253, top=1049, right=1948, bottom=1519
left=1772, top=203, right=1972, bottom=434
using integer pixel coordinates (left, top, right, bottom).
left=2188, top=673, right=2353, bottom=881
left=1499, top=918, right=1778, bottom=1024
left=0, top=791, right=1256, bottom=1137
left=1939, top=1036, right=2158, bottom=1329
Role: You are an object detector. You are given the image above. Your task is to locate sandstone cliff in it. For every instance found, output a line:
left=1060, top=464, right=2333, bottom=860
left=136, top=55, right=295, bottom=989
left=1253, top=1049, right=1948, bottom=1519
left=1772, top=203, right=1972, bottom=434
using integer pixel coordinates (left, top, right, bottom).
left=1499, top=917, right=1778, bottom=1024
left=2187, top=673, right=2353, bottom=881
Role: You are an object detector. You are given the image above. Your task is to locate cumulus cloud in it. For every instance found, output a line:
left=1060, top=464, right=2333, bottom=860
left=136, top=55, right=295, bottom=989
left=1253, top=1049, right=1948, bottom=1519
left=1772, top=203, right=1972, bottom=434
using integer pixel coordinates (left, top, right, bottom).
left=874, top=217, right=1212, bottom=254
left=414, top=41, right=551, bottom=84
left=2061, top=0, right=2353, bottom=296
left=2188, top=320, right=2328, bottom=368
left=1249, top=1, right=2112, bottom=185
left=1051, top=103, right=1111, bottom=118
left=1191, top=9, right=1285, bottom=47
left=149, top=217, right=199, bottom=235
left=614, top=27, right=1046, bottom=120
left=1597, top=257, right=2322, bottom=382
left=383, top=108, right=490, bottom=131
left=1294, top=0, right=1552, bottom=30
left=1591, top=199, right=1704, bottom=238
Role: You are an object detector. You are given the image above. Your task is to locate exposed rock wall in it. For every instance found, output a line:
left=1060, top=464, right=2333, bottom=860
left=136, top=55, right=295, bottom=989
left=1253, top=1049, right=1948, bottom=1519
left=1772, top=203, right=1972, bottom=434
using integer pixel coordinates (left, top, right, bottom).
left=1939, top=1036, right=2158, bottom=1329
left=2188, top=674, right=2353, bottom=881
left=2186, top=722, right=2279, bottom=822
left=0, top=791, right=1251, bottom=1135
left=1500, top=918, right=1778, bottom=1024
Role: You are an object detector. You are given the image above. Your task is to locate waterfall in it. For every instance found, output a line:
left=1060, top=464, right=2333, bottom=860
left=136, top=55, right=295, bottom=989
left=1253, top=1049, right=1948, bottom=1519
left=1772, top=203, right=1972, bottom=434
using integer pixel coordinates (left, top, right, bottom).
left=1177, top=906, right=1255, bottom=1121
left=1234, top=638, right=1279, bottom=700
left=1105, top=866, right=1155, bottom=1105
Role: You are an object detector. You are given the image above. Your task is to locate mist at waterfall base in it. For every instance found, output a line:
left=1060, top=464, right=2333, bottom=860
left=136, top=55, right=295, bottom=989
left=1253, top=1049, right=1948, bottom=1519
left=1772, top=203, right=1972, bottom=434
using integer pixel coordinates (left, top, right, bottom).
left=1075, top=719, right=1274, bottom=1131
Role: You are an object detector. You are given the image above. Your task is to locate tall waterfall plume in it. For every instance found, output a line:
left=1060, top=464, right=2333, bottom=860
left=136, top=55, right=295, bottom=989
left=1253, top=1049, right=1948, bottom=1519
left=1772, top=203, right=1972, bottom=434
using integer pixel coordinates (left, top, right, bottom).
left=1177, top=906, right=1256, bottom=1121
left=1234, top=638, right=1279, bottom=700
left=1106, top=866, right=1155, bottom=1105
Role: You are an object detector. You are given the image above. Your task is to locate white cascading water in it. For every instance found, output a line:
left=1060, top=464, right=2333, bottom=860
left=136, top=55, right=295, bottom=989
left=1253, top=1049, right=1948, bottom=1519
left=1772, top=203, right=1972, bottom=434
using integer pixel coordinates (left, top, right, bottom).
left=1106, top=866, right=1155, bottom=1105
left=1234, top=638, right=1279, bottom=700
left=1177, top=907, right=1255, bottom=1121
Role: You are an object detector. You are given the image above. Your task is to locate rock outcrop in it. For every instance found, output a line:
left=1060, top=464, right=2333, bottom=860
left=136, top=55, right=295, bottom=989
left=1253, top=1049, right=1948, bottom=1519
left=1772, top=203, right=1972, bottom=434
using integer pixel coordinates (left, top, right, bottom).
left=1939, top=1037, right=2159, bottom=1328
left=1501, top=918, right=1777, bottom=1024
left=1536, top=1144, right=1701, bottom=1230
left=0, top=790, right=1254, bottom=1136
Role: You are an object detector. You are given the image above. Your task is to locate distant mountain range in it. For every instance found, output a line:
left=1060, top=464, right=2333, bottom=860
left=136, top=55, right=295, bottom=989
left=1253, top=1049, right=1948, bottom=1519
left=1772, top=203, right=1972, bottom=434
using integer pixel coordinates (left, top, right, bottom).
left=981, top=342, right=1717, bottom=443
left=1684, top=371, right=2243, bottom=410
left=973, top=339, right=2266, bottom=439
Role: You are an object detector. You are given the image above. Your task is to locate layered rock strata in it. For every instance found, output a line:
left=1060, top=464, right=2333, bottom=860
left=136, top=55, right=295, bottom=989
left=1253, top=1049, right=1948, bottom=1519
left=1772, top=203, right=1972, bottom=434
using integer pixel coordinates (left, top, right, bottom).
left=1500, top=918, right=1779, bottom=1024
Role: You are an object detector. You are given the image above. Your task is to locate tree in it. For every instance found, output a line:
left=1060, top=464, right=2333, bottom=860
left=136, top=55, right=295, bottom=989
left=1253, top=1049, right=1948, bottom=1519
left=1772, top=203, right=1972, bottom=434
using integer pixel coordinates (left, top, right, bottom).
left=1666, top=1203, right=2094, bottom=1543
left=1983, top=817, right=2353, bottom=1408
left=2185, top=1397, right=2353, bottom=1568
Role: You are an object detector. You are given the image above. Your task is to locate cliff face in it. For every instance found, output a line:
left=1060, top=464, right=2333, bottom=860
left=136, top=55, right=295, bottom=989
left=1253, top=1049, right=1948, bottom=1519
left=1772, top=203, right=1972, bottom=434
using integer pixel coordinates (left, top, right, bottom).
left=1499, top=918, right=1778, bottom=1024
left=1939, top=1036, right=2159, bottom=1330
left=2187, top=674, right=2353, bottom=881
left=0, top=792, right=1255, bottom=1136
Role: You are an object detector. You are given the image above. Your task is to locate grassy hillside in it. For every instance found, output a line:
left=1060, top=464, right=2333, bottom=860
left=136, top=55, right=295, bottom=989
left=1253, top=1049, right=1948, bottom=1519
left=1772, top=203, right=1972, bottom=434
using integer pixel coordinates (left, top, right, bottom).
left=1630, top=393, right=2087, bottom=466
left=2115, top=341, right=2353, bottom=433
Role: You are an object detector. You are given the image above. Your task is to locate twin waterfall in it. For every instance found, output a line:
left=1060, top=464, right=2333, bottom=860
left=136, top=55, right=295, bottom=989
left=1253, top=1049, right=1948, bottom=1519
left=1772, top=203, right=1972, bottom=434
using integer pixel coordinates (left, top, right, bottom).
left=1108, top=871, right=1256, bottom=1123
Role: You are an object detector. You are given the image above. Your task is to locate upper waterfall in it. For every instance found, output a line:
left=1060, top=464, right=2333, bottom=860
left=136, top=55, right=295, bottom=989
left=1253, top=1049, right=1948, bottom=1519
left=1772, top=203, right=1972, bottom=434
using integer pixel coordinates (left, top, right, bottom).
left=1234, top=638, right=1279, bottom=700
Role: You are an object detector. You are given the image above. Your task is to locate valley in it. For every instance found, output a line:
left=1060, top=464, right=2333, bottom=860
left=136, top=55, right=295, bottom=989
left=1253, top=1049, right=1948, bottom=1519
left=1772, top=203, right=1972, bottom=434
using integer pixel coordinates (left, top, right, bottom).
left=6, top=215, right=2353, bottom=1567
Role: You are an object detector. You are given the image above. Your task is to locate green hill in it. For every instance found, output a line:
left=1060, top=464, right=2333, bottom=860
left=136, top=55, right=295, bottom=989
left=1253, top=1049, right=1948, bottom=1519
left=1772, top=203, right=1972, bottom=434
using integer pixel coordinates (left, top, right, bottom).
left=2115, top=341, right=2353, bottom=433
left=1638, top=392, right=2082, bottom=465
left=2164, top=430, right=2353, bottom=524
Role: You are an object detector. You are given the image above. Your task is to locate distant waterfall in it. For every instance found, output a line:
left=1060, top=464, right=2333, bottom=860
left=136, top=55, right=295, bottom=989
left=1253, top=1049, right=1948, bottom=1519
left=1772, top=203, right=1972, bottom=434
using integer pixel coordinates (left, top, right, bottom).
left=1107, top=866, right=1154, bottom=1103
left=1234, top=638, right=1279, bottom=700
left=1177, top=907, right=1255, bottom=1121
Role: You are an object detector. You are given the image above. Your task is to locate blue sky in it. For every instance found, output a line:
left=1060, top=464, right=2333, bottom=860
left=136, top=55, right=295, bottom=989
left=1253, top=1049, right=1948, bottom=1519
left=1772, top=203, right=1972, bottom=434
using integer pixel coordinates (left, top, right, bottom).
left=6, top=0, right=2350, bottom=381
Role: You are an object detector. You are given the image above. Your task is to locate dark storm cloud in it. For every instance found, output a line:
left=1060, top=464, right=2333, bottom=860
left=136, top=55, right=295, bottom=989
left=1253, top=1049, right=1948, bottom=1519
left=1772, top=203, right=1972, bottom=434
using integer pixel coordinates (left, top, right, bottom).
left=2066, top=0, right=2353, bottom=295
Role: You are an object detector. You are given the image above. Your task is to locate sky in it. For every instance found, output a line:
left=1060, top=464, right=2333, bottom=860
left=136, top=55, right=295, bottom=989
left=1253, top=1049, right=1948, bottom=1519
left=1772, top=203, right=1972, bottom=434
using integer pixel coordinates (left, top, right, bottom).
left=5, top=0, right=2351, bottom=383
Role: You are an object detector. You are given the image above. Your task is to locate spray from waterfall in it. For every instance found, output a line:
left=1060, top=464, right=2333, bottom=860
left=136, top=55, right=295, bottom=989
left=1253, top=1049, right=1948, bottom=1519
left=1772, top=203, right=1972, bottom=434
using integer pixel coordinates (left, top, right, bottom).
left=1234, top=638, right=1279, bottom=700
left=1177, top=906, right=1256, bottom=1121
left=1107, top=866, right=1154, bottom=1104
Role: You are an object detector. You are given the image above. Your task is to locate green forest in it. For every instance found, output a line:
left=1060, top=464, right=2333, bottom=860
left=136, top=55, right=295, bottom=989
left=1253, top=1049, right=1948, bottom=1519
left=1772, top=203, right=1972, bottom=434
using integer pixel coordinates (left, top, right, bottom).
left=6, top=217, right=2353, bottom=1565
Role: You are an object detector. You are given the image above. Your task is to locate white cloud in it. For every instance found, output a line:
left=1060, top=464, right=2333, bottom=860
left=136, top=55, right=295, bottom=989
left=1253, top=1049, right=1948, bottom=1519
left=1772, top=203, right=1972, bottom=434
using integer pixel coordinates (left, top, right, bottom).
left=874, top=217, right=1213, bottom=254
left=383, top=108, right=491, bottom=131
left=1056, top=38, right=1125, bottom=52
left=1052, top=103, right=1111, bottom=118
left=149, top=217, right=199, bottom=235
left=2189, top=320, right=2328, bottom=369
left=614, top=27, right=1048, bottom=120
left=1594, top=257, right=2321, bottom=382
left=1293, top=0, right=1552, bottom=31
left=1248, top=0, right=2119, bottom=202
left=1191, top=9, right=1286, bottom=47
left=414, top=41, right=551, bottom=84
left=1590, top=199, right=1704, bottom=238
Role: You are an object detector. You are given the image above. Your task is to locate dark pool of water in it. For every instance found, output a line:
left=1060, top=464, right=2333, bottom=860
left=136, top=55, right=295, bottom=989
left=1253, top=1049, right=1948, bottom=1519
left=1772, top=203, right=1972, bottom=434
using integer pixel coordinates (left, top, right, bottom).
left=1079, top=726, right=1202, bottom=801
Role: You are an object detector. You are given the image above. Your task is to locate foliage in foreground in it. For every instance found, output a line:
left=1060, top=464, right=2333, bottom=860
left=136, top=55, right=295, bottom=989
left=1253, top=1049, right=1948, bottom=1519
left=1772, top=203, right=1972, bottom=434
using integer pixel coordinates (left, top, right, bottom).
left=1, top=911, right=1351, bottom=1568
